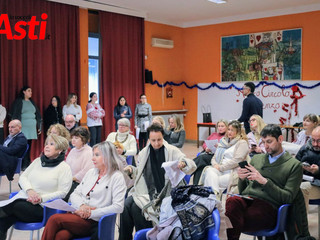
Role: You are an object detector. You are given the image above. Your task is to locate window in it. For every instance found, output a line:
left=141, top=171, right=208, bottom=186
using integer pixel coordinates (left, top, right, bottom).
left=88, top=33, right=100, bottom=101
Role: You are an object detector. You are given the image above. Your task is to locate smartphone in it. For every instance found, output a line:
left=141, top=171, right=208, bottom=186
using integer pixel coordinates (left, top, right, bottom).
left=238, top=161, right=249, bottom=168
left=302, top=162, right=311, bottom=167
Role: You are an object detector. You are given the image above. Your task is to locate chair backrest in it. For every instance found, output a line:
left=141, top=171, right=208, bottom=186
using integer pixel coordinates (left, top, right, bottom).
left=15, top=144, right=29, bottom=174
left=98, top=213, right=117, bottom=240
left=207, top=208, right=220, bottom=240
left=184, top=175, right=191, bottom=184
left=126, top=156, right=134, bottom=165
left=276, top=204, right=290, bottom=233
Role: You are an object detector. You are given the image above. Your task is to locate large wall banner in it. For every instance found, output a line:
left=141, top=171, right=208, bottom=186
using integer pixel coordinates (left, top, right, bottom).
left=197, top=81, right=320, bottom=141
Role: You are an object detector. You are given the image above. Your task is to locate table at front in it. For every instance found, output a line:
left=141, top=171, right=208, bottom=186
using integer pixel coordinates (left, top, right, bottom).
left=197, top=123, right=217, bottom=148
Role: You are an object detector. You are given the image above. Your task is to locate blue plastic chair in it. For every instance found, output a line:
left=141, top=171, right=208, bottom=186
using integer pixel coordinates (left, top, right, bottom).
left=184, top=175, right=191, bottom=184
left=126, top=155, right=134, bottom=165
left=243, top=204, right=291, bottom=240
left=0, top=144, right=29, bottom=193
left=8, top=191, right=62, bottom=240
left=73, top=213, right=117, bottom=240
left=134, top=208, right=220, bottom=240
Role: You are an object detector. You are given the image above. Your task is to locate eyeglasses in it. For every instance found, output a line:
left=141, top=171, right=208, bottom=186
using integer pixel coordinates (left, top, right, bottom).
left=312, top=139, right=320, bottom=144
left=248, top=119, right=256, bottom=123
left=118, top=124, right=128, bottom=127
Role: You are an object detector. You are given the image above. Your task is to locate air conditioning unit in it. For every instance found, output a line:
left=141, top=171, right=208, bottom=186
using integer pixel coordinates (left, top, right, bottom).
left=151, top=38, right=174, bottom=49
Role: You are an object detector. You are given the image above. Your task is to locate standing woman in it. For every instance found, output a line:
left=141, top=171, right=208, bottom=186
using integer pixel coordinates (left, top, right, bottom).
left=44, top=96, right=63, bottom=134
left=10, top=86, right=42, bottom=170
left=86, top=92, right=105, bottom=146
left=113, top=96, right=132, bottom=131
left=63, top=93, right=82, bottom=124
left=42, top=141, right=127, bottom=240
left=0, top=103, right=6, bottom=144
left=134, top=94, right=152, bottom=150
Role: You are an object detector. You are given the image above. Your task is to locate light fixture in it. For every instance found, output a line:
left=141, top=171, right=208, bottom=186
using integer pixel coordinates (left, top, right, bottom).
left=208, top=0, right=227, bottom=4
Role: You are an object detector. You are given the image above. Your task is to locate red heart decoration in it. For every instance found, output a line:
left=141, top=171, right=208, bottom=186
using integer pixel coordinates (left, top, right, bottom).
left=236, top=100, right=239, bottom=102
left=274, top=109, right=277, bottom=113
left=256, top=35, right=261, bottom=42
left=250, top=39, right=254, bottom=44
left=277, top=37, right=281, bottom=41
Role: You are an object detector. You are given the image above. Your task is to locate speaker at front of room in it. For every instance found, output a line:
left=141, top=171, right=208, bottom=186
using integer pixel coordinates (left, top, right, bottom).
left=145, top=69, right=153, bottom=83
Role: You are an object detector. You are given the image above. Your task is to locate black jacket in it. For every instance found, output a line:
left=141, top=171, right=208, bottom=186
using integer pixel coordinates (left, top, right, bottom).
left=44, top=105, right=63, bottom=132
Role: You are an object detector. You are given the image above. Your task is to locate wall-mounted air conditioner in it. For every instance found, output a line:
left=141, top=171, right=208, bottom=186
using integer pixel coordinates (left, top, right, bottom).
left=151, top=38, right=174, bottom=49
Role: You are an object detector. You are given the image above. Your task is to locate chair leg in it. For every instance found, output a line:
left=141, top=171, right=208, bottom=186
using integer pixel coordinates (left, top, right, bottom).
left=262, top=237, right=266, bottom=240
left=37, top=229, right=40, bottom=240
left=8, top=227, right=14, bottom=240
left=29, top=230, right=34, bottom=240
left=284, top=231, right=288, bottom=240
left=9, top=181, right=12, bottom=193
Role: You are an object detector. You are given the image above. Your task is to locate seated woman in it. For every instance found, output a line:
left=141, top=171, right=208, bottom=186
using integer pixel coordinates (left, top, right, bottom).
left=106, top=118, right=137, bottom=159
left=164, top=114, right=186, bottom=148
left=295, top=113, right=319, bottom=145
left=0, top=135, right=72, bottom=239
left=192, top=119, right=228, bottom=185
left=201, top=120, right=250, bottom=195
left=47, top=123, right=71, bottom=159
left=152, top=116, right=166, bottom=129
left=64, top=127, right=94, bottom=201
left=42, top=141, right=127, bottom=240
left=247, top=114, right=266, bottom=156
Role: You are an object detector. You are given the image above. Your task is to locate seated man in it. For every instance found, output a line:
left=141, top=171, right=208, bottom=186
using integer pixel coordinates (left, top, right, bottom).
left=297, top=126, right=320, bottom=210
left=0, top=120, right=27, bottom=180
left=119, top=124, right=196, bottom=240
left=225, top=124, right=302, bottom=240
left=64, top=114, right=76, bottom=133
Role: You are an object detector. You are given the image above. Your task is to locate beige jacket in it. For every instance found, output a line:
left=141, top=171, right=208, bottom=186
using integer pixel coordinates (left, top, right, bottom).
left=126, top=140, right=196, bottom=223
left=200, top=139, right=250, bottom=193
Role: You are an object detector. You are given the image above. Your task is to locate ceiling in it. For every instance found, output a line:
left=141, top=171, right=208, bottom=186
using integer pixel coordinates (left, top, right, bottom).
left=49, top=0, right=320, bottom=27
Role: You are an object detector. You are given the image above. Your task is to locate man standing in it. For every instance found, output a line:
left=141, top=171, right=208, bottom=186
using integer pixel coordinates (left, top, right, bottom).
left=0, top=120, right=28, bottom=180
left=238, top=82, right=263, bottom=134
left=119, top=124, right=196, bottom=240
left=297, top=126, right=320, bottom=209
left=64, top=114, right=76, bottom=133
left=225, top=124, right=302, bottom=240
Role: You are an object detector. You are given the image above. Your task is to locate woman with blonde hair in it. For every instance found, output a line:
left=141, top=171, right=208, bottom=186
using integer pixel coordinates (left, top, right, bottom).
left=201, top=120, right=250, bottom=195
left=247, top=114, right=267, bottom=155
left=63, top=93, right=82, bottom=123
left=42, top=141, right=126, bottom=240
left=47, top=123, right=71, bottom=141
left=165, top=114, right=186, bottom=148
left=152, top=116, right=166, bottom=129
left=0, top=134, right=72, bottom=239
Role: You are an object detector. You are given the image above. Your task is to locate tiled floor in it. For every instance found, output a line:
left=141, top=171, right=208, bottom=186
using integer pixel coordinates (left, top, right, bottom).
left=0, top=141, right=319, bottom=239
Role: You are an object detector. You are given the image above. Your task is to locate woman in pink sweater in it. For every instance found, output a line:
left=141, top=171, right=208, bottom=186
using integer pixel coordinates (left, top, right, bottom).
left=64, top=127, right=93, bottom=201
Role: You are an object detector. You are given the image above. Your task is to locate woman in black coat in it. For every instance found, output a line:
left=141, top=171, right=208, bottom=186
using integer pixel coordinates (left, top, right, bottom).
left=44, top=96, right=63, bottom=134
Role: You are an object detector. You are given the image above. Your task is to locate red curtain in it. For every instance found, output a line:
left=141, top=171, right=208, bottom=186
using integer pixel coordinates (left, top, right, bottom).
left=99, top=11, right=145, bottom=139
left=0, top=0, right=80, bottom=159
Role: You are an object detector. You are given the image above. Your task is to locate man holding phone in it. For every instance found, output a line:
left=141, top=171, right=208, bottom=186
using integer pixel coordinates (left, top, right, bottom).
left=297, top=126, right=320, bottom=210
left=225, top=124, right=306, bottom=240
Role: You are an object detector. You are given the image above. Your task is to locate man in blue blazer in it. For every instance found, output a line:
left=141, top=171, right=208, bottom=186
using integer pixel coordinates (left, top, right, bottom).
left=0, top=120, right=27, bottom=180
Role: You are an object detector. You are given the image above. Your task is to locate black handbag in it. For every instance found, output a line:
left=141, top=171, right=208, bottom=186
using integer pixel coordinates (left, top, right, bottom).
left=202, top=105, right=212, bottom=123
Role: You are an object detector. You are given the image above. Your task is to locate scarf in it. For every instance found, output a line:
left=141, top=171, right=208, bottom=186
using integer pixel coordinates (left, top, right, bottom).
left=115, top=130, right=130, bottom=144
left=143, top=145, right=166, bottom=200
left=40, top=152, right=65, bottom=167
left=215, top=136, right=240, bottom=164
